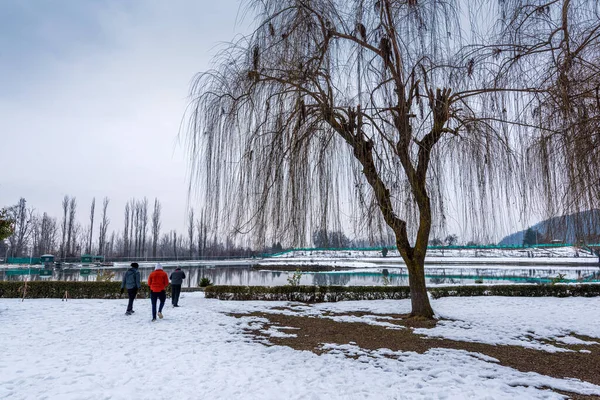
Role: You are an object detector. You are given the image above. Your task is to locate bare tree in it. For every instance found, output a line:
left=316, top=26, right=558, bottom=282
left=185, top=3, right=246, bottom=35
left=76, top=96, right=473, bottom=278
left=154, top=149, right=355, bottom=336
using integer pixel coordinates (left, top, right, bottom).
left=196, top=210, right=208, bottom=259
left=98, top=198, right=110, bottom=256
left=501, top=0, right=600, bottom=221
left=151, top=198, right=161, bottom=258
left=172, top=231, right=178, bottom=259
left=187, top=0, right=597, bottom=317
left=140, top=198, right=149, bottom=258
left=130, top=199, right=136, bottom=258
left=60, top=196, right=69, bottom=259
left=34, top=213, right=58, bottom=255
left=66, top=197, right=77, bottom=257
left=188, top=208, right=195, bottom=258
left=86, top=198, right=96, bottom=254
left=108, top=231, right=116, bottom=258
left=72, top=222, right=83, bottom=256
left=31, top=214, right=41, bottom=257
left=7, top=198, right=33, bottom=257
left=123, top=202, right=130, bottom=257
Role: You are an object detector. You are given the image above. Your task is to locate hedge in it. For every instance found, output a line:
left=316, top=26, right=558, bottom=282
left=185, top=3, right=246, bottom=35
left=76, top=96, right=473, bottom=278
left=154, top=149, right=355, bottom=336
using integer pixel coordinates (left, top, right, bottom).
left=205, top=284, right=600, bottom=302
left=0, top=281, right=171, bottom=299
left=428, top=283, right=600, bottom=299
left=204, top=285, right=411, bottom=302
left=1, top=281, right=599, bottom=301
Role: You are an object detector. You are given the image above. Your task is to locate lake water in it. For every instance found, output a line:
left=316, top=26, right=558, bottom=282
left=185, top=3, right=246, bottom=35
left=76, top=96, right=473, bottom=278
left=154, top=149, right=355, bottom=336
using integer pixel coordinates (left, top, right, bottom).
left=2, top=264, right=599, bottom=287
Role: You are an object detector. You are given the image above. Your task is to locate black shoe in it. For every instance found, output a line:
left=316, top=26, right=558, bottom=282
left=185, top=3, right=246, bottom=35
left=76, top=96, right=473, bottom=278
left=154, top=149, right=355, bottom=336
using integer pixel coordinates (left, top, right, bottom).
left=125, top=311, right=132, bottom=315
left=173, top=304, right=180, bottom=307
left=151, top=318, right=157, bottom=322
left=130, top=310, right=135, bottom=313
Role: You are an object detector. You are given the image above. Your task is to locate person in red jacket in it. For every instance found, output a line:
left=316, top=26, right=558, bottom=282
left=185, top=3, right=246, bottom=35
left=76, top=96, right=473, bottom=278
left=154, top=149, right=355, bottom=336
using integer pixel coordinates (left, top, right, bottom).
left=147, top=263, right=169, bottom=322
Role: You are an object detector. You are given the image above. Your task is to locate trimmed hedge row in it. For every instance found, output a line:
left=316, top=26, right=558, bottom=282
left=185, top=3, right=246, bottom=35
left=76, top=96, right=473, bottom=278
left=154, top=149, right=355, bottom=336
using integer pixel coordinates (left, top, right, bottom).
left=0, top=281, right=171, bottom=299
left=204, top=285, right=411, bottom=302
left=205, top=284, right=600, bottom=302
left=428, top=283, right=600, bottom=299
left=1, top=281, right=599, bottom=301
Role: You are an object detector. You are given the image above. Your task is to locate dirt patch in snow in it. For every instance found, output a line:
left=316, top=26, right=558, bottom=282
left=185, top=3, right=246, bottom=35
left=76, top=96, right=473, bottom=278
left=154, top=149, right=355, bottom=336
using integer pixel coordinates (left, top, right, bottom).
left=230, top=310, right=600, bottom=398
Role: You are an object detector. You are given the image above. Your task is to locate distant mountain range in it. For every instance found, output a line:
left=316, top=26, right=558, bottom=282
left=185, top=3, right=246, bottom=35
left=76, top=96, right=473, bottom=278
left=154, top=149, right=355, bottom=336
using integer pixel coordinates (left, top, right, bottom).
left=498, top=209, right=600, bottom=246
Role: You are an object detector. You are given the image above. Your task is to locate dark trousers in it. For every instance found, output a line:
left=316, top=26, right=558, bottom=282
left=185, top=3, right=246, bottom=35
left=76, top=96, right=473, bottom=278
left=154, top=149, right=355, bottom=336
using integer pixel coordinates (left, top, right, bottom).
left=172, top=284, right=182, bottom=306
left=151, top=290, right=166, bottom=319
left=127, top=288, right=138, bottom=312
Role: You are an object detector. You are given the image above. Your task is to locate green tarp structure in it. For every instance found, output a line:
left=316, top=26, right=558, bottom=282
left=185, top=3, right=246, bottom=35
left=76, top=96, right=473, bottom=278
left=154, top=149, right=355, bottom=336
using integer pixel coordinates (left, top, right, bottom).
left=81, top=255, right=104, bottom=264
left=5, top=268, right=42, bottom=276
left=7, top=257, right=41, bottom=265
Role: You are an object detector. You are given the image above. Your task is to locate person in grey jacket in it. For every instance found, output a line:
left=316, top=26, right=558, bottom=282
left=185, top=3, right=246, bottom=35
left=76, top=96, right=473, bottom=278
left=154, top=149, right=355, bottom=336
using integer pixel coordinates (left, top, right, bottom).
left=169, top=267, right=186, bottom=307
left=121, top=263, right=141, bottom=315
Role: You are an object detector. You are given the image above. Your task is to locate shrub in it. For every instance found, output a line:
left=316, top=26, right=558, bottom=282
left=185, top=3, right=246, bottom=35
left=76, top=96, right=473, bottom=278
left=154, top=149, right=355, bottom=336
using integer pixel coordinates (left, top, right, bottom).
left=199, top=277, right=213, bottom=287
left=428, top=284, right=600, bottom=299
left=205, top=284, right=600, bottom=302
left=2, top=281, right=598, bottom=302
left=0, top=281, right=171, bottom=299
left=205, top=285, right=412, bottom=302
left=286, top=269, right=303, bottom=286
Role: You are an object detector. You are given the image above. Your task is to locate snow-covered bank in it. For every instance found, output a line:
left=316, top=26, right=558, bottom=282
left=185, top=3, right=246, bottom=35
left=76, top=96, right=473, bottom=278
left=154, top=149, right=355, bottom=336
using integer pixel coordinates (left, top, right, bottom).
left=1, top=293, right=599, bottom=399
left=263, top=246, right=600, bottom=267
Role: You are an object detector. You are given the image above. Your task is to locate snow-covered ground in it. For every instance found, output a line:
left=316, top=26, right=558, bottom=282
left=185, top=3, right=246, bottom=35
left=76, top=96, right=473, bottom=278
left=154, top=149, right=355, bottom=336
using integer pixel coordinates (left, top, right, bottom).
left=274, top=246, right=596, bottom=259
left=2, top=293, right=599, bottom=399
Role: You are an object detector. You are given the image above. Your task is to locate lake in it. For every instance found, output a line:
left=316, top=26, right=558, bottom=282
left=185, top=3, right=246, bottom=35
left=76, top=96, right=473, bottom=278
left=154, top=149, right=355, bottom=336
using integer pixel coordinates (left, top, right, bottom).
left=2, top=263, right=599, bottom=287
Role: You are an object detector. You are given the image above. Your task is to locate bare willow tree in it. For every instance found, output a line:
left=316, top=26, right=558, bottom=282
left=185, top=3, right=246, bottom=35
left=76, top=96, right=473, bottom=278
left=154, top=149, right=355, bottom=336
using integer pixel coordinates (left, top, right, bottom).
left=188, top=0, right=598, bottom=317
left=501, top=0, right=600, bottom=234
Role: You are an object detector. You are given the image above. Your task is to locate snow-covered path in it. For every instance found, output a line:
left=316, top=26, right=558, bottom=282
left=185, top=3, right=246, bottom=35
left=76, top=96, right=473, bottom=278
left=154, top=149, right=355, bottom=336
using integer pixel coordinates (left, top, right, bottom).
left=1, top=294, right=599, bottom=399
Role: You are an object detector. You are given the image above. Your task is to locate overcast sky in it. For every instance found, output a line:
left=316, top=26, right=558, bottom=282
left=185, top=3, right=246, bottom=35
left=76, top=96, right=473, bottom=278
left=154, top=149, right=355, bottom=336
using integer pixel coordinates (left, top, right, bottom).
left=0, top=0, right=539, bottom=245
left=0, top=0, right=249, bottom=234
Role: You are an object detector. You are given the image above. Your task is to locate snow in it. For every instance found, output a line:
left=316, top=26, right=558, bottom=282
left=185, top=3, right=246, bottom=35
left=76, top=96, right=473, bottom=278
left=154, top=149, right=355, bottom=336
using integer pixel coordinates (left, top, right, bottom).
left=2, top=293, right=600, bottom=399
left=267, top=246, right=599, bottom=266
left=415, top=297, right=600, bottom=352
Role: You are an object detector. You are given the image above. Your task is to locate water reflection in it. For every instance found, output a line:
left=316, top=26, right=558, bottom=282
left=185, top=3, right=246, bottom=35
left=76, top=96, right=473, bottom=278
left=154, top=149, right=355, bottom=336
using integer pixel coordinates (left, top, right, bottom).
left=1, top=265, right=599, bottom=287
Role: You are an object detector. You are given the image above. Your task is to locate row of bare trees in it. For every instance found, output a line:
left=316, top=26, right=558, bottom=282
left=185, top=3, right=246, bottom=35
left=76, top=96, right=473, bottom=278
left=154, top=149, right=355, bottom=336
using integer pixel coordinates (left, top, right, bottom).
left=1, top=197, right=253, bottom=261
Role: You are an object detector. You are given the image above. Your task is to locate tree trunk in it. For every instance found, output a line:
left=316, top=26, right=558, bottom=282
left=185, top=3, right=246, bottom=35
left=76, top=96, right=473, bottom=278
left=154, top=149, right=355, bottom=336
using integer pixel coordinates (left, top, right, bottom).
left=405, top=258, right=434, bottom=319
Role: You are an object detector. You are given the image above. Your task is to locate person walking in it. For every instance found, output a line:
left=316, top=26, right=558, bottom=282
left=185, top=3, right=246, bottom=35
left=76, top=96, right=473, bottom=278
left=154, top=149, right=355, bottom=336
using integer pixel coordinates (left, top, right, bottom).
left=121, top=262, right=141, bottom=315
left=148, top=263, right=169, bottom=322
left=169, top=267, right=186, bottom=307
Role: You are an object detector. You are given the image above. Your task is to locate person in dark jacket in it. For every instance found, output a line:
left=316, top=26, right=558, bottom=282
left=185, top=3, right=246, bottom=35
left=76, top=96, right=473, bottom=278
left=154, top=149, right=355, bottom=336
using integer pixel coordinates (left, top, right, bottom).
left=169, top=267, right=186, bottom=307
left=121, top=263, right=141, bottom=315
